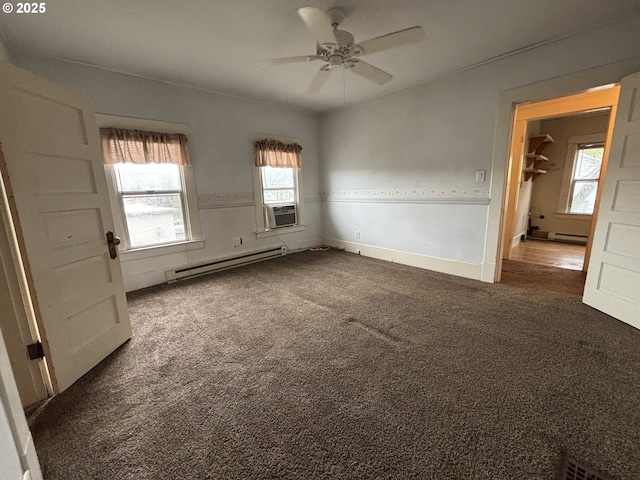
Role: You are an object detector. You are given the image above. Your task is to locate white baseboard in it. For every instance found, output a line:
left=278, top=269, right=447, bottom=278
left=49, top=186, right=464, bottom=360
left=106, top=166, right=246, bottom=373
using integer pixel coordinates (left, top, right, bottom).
left=548, top=232, right=588, bottom=244
left=481, top=262, right=497, bottom=283
left=511, top=233, right=524, bottom=249
left=323, top=238, right=483, bottom=281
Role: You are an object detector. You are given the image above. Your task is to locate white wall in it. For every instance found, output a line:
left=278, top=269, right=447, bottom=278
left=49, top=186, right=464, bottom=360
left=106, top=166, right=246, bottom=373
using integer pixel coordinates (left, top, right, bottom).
left=529, top=113, right=610, bottom=237
left=321, top=15, right=640, bottom=280
left=12, top=55, right=322, bottom=291
left=10, top=15, right=640, bottom=287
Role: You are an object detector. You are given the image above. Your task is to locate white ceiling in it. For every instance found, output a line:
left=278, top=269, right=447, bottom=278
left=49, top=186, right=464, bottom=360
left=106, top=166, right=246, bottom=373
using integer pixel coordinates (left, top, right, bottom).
left=1, top=0, right=639, bottom=112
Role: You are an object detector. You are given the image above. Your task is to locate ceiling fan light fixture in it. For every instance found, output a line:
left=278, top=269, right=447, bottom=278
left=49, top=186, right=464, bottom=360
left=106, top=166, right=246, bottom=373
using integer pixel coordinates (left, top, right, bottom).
left=328, top=55, right=343, bottom=67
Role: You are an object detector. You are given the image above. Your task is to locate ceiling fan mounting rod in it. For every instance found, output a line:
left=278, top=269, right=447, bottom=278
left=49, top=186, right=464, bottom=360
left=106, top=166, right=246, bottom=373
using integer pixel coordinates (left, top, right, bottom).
left=326, top=6, right=346, bottom=28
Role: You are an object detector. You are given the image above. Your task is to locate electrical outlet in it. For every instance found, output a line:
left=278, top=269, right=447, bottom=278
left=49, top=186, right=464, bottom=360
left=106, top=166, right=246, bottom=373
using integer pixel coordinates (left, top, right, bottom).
left=355, top=231, right=360, bottom=240
left=232, top=237, right=242, bottom=247
left=476, top=170, right=486, bottom=182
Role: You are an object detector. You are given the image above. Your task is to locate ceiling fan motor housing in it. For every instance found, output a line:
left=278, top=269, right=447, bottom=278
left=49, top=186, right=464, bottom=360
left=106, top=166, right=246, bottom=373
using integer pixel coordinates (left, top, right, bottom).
left=317, top=29, right=362, bottom=66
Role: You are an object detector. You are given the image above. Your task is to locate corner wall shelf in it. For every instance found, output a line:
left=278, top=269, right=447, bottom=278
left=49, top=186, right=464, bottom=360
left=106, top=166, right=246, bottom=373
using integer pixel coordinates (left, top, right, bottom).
left=524, top=134, right=554, bottom=181
left=524, top=169, right=547, bottom=181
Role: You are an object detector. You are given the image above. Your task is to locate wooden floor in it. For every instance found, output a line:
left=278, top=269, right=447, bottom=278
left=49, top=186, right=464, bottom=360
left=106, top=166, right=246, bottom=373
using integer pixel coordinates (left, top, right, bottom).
left=509, top=238, right=586, bottom=271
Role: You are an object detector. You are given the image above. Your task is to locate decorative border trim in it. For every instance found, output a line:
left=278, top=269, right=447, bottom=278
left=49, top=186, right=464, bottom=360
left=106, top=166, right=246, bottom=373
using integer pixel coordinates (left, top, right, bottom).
left=198, top=191, right=323, bottom=209
left=198, top=193, right=255, bottom=209
left=321, top=188, right=490, bottom=204
left=197, top=188, right=488, bottom=208
left=304, top=192, right=322, bottom=203
left=323, top=238, right=483, bottom=281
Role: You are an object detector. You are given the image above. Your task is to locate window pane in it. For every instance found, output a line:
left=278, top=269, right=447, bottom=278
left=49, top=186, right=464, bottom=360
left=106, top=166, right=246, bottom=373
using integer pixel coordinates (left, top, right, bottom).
left=261, top=166, right=294, bottom=189
left=115, top=163, right=182, bottom=192
left=263, top=189, right=295, bottom=204
left=123, top=194, right=185, bottom=248
left=574, top=146, right=603, bottom=180
left=569, top=180, right=598, bottom=214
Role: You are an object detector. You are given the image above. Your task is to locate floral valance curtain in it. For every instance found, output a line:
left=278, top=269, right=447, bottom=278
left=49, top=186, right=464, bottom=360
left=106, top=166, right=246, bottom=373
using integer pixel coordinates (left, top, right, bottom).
left=254, top=139, right=302, bottom=169
left=100, top=128, right=190, bottom=166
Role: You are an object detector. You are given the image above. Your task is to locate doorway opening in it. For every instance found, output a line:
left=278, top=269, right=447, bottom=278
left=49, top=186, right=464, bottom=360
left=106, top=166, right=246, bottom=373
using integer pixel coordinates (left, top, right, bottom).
left=510, top=109, right=612, bottom=272
left=497, top=85, right=620, bottom=291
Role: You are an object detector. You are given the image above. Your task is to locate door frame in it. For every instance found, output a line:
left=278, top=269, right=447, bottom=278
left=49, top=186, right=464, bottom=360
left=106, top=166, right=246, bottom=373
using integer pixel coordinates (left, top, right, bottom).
left=499, top=87, right=619, bottom=276
left=0, top=144, right=52, bottom=404
left=482, top=58, right=640, bottom=283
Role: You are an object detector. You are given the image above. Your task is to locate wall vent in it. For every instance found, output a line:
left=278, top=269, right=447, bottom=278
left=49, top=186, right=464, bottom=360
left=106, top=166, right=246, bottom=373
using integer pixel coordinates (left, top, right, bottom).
left=558, top=454, right=613, bottom=480
left=165, top=247, right=284, bottom=283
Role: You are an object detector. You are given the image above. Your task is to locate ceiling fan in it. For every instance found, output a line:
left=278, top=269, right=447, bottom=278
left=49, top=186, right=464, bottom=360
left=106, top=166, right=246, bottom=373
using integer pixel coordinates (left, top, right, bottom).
left=255, top=6, right=425, bottom=94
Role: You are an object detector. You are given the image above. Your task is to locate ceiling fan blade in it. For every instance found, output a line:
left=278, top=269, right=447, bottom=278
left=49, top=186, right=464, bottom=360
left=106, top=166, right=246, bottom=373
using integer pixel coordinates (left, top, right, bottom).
left=253, top=55, right=321, bottom=66
left=350, top=60, right=393, bottom=85
left=306, top=68, right=332, bottom=94
left=297, top=7, right=337, bottom=45
left=357, top=26, right=425, bottom=56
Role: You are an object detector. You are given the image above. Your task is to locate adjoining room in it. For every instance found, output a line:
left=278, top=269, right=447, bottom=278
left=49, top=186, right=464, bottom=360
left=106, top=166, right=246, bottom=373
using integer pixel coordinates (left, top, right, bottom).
left=1, top=2, right=640, bottom=479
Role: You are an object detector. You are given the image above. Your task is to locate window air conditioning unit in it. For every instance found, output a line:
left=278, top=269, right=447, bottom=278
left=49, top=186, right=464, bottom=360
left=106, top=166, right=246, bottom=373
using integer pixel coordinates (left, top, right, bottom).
left=265, top=204, right=296, bottom=228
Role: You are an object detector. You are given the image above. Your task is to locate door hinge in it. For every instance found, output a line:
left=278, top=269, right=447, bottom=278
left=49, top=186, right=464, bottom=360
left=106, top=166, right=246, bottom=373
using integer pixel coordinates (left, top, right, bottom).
left=26, top=341, right=45, bottom=360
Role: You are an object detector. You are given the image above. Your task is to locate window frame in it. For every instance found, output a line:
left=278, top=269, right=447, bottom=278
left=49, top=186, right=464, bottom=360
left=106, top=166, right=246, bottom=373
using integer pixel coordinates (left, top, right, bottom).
left=556, top=133, right=607, bottom=218
left=98, top=115, right=202, bottom=254
left=260, top=165, right=297, bottom=206
left=250, top=133, right=306, bottom=238
left=112, top=163, right=190, bottom=250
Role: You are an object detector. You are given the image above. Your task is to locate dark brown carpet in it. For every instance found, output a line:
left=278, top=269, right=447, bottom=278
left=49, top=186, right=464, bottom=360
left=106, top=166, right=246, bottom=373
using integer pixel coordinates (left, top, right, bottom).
left=29, top=250, right=640, bottom=479
left=501, top=259, right=587, bottom=297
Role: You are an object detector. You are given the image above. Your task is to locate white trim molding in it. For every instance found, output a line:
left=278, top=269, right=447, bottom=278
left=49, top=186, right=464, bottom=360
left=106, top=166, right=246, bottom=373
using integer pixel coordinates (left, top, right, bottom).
left=120, top=239, right=205, bottom=262
left=324, top=237, right=483, bottom=280
left=321, top=187, right=490, bottom=204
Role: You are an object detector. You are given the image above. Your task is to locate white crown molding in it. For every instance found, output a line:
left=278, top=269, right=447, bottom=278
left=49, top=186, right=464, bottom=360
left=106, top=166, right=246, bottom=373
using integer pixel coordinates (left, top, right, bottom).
left=321, top=188, right=490, bottom=204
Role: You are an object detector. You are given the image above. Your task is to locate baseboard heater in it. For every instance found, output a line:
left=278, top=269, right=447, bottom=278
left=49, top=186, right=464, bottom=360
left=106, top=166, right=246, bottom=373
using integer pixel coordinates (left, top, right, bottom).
left=166, top=247, right=285, bottom=283
left=548, top=233, right=588, bottom=244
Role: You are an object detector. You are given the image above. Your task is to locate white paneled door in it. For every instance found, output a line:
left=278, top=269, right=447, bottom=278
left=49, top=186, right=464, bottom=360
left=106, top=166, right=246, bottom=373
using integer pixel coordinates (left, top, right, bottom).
left=0, top=61, right=131, bottom=393
left=584, top=71, right=640, bottom=330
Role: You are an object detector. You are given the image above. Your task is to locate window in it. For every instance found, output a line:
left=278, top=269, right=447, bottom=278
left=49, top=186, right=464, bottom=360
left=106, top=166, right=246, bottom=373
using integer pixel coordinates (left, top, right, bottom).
left=261, top=166, right=296, bottom=204
left=556, top=133, right=607, bottom=218
left=101, top=127, right=199, bottom=250
left=567, top=143, right=604, bottom=214
left=252, top=137, right=304, bottom=234
left=113, top=163, right=186, bottom=248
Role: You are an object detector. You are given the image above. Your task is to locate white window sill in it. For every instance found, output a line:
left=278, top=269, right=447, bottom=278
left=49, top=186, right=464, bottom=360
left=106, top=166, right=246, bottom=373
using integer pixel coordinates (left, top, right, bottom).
left=553, top=213, right=593, bottom=220
left=255, top=224, right=306, bottom=239
left=120, top=239, right=205, bottom=261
